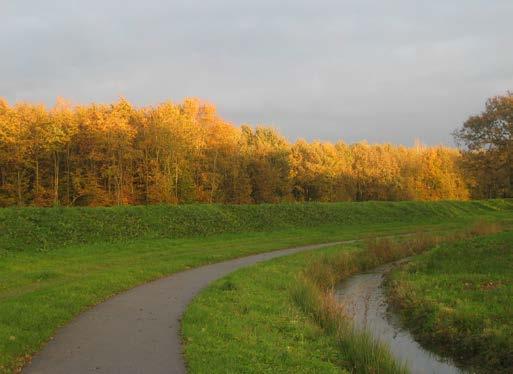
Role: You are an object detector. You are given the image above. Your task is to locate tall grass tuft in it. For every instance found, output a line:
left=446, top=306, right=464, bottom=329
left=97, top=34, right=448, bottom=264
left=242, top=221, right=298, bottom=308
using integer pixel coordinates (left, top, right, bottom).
left=468, top=220, right=503, bottom=236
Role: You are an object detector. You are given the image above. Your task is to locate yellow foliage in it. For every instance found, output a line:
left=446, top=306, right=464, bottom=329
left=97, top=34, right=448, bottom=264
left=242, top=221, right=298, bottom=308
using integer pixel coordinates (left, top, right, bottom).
left=0, top=97, right=471, bottom=206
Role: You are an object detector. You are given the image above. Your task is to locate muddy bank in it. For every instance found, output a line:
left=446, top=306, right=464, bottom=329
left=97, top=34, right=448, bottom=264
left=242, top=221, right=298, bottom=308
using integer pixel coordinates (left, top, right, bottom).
left=335, top=261, right=464, bottom=374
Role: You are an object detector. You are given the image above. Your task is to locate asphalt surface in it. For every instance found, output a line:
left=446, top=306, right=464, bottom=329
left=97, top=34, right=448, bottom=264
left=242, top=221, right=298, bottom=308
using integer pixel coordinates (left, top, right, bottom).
left=23, top=240, right=347, bottom=374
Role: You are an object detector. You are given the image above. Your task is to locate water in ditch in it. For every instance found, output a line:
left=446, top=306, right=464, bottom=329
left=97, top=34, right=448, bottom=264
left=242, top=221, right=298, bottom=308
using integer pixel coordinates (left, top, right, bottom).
left=334, top=262, right=465, bottom=374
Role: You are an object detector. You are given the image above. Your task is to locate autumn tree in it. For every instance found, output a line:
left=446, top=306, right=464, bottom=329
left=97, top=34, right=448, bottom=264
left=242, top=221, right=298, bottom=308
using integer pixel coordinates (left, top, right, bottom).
left=0, top=96, right=475, bottom=207
left=454, top=93, right=513, bottom=198
left=242, top=126, right=292, bottom=203
left=0, top=99, right=28, bottom=205
left=291, top=140, right=351, bottom=201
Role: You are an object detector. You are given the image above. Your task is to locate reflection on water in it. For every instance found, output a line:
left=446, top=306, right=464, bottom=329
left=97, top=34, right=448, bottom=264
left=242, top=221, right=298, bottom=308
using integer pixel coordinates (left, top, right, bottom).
left=334, top=262, right=464, bottom=374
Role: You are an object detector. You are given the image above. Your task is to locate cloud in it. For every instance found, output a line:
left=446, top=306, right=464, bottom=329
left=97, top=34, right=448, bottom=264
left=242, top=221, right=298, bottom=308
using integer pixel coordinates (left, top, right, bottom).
left=2, top=0, right=513, bottom=145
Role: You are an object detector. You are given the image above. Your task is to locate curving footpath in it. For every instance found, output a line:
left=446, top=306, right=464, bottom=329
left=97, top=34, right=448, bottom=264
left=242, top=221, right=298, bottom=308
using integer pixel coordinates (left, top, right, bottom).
left=23, top=240, right=348, bottom=374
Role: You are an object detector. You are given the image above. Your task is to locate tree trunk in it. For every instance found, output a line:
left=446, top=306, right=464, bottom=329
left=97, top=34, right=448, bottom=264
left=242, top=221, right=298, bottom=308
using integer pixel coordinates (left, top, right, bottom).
left=53, top=151, right=59, bottom=205
left=117, top=151, right=122, bottom=205
left=17, top=169, right=22, bottom=206
left=210, top=150, right=219, bottom=203
left=35, top=159, right=39, bottom=198
left=144, top=150, right=150, bottom=203
left=175, top=160, right=179, bottom=201
left=66, top=145, right=71, bottom=205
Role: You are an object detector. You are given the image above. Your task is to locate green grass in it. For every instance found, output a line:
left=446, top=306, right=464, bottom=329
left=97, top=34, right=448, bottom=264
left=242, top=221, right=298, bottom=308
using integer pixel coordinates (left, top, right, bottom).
left=1, top=201, right=513, bottom=372
left=182, top=227, right=508, bottom=374
left=387, top=231, right=513, bottom=372
left=182, top=243, right=361, bottom=374
left=182, top=222, right=508, bottom=374
left=1, top=222, right=488, bottom=373
left=2, top=200, right=513, bottom=252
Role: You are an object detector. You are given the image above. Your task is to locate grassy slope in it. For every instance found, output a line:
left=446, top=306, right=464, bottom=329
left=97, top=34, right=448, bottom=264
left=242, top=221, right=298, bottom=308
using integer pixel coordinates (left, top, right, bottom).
left=0, top=201, right=512, bottom=372
left=2, top=200, right=513, bottom=252
left=387, top=232, right=513, bottom=372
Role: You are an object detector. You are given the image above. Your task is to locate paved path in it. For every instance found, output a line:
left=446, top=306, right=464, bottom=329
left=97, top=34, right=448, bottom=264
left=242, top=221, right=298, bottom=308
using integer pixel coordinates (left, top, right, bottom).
left=24, top=240, right=348, bottom=374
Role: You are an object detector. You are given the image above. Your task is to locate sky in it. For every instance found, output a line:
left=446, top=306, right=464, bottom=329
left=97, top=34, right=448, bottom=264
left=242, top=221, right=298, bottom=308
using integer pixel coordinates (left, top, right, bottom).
left=2, top=0, right=513, bottom=146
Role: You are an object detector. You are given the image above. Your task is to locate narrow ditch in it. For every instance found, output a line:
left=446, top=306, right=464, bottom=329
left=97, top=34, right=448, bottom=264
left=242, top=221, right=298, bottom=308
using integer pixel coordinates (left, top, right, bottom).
left=334, top=261, right=465, bottom=374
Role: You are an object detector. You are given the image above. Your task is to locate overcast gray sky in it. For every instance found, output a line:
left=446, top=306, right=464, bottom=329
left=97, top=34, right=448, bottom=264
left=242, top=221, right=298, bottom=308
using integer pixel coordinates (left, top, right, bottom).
left=2, top=0, right=512, bottom=145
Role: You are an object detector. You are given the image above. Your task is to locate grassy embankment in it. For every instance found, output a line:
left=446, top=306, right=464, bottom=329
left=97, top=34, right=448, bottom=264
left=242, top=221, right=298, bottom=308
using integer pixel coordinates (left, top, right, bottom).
left=183, top=222, right=504, bottom=373
left=387, top=231, right=513, bottom=372
left=1, top=200, right=512, bottom=372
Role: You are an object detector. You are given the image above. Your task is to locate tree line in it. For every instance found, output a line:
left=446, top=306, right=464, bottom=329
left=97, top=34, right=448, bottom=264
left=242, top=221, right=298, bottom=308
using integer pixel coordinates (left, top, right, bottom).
left=1, top=95, right=504, bottom=207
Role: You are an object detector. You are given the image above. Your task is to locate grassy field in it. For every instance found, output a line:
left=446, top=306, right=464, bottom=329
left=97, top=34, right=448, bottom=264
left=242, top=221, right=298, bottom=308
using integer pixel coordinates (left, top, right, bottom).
left=1, top=200, right=513, bottom=372
left=387, top=231, right=513, bottom=372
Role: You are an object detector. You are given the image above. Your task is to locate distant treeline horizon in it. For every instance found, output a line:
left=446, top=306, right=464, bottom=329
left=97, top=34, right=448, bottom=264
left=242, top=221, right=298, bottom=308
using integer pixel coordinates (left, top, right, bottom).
left=0, top=95, right=510, bottom=207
